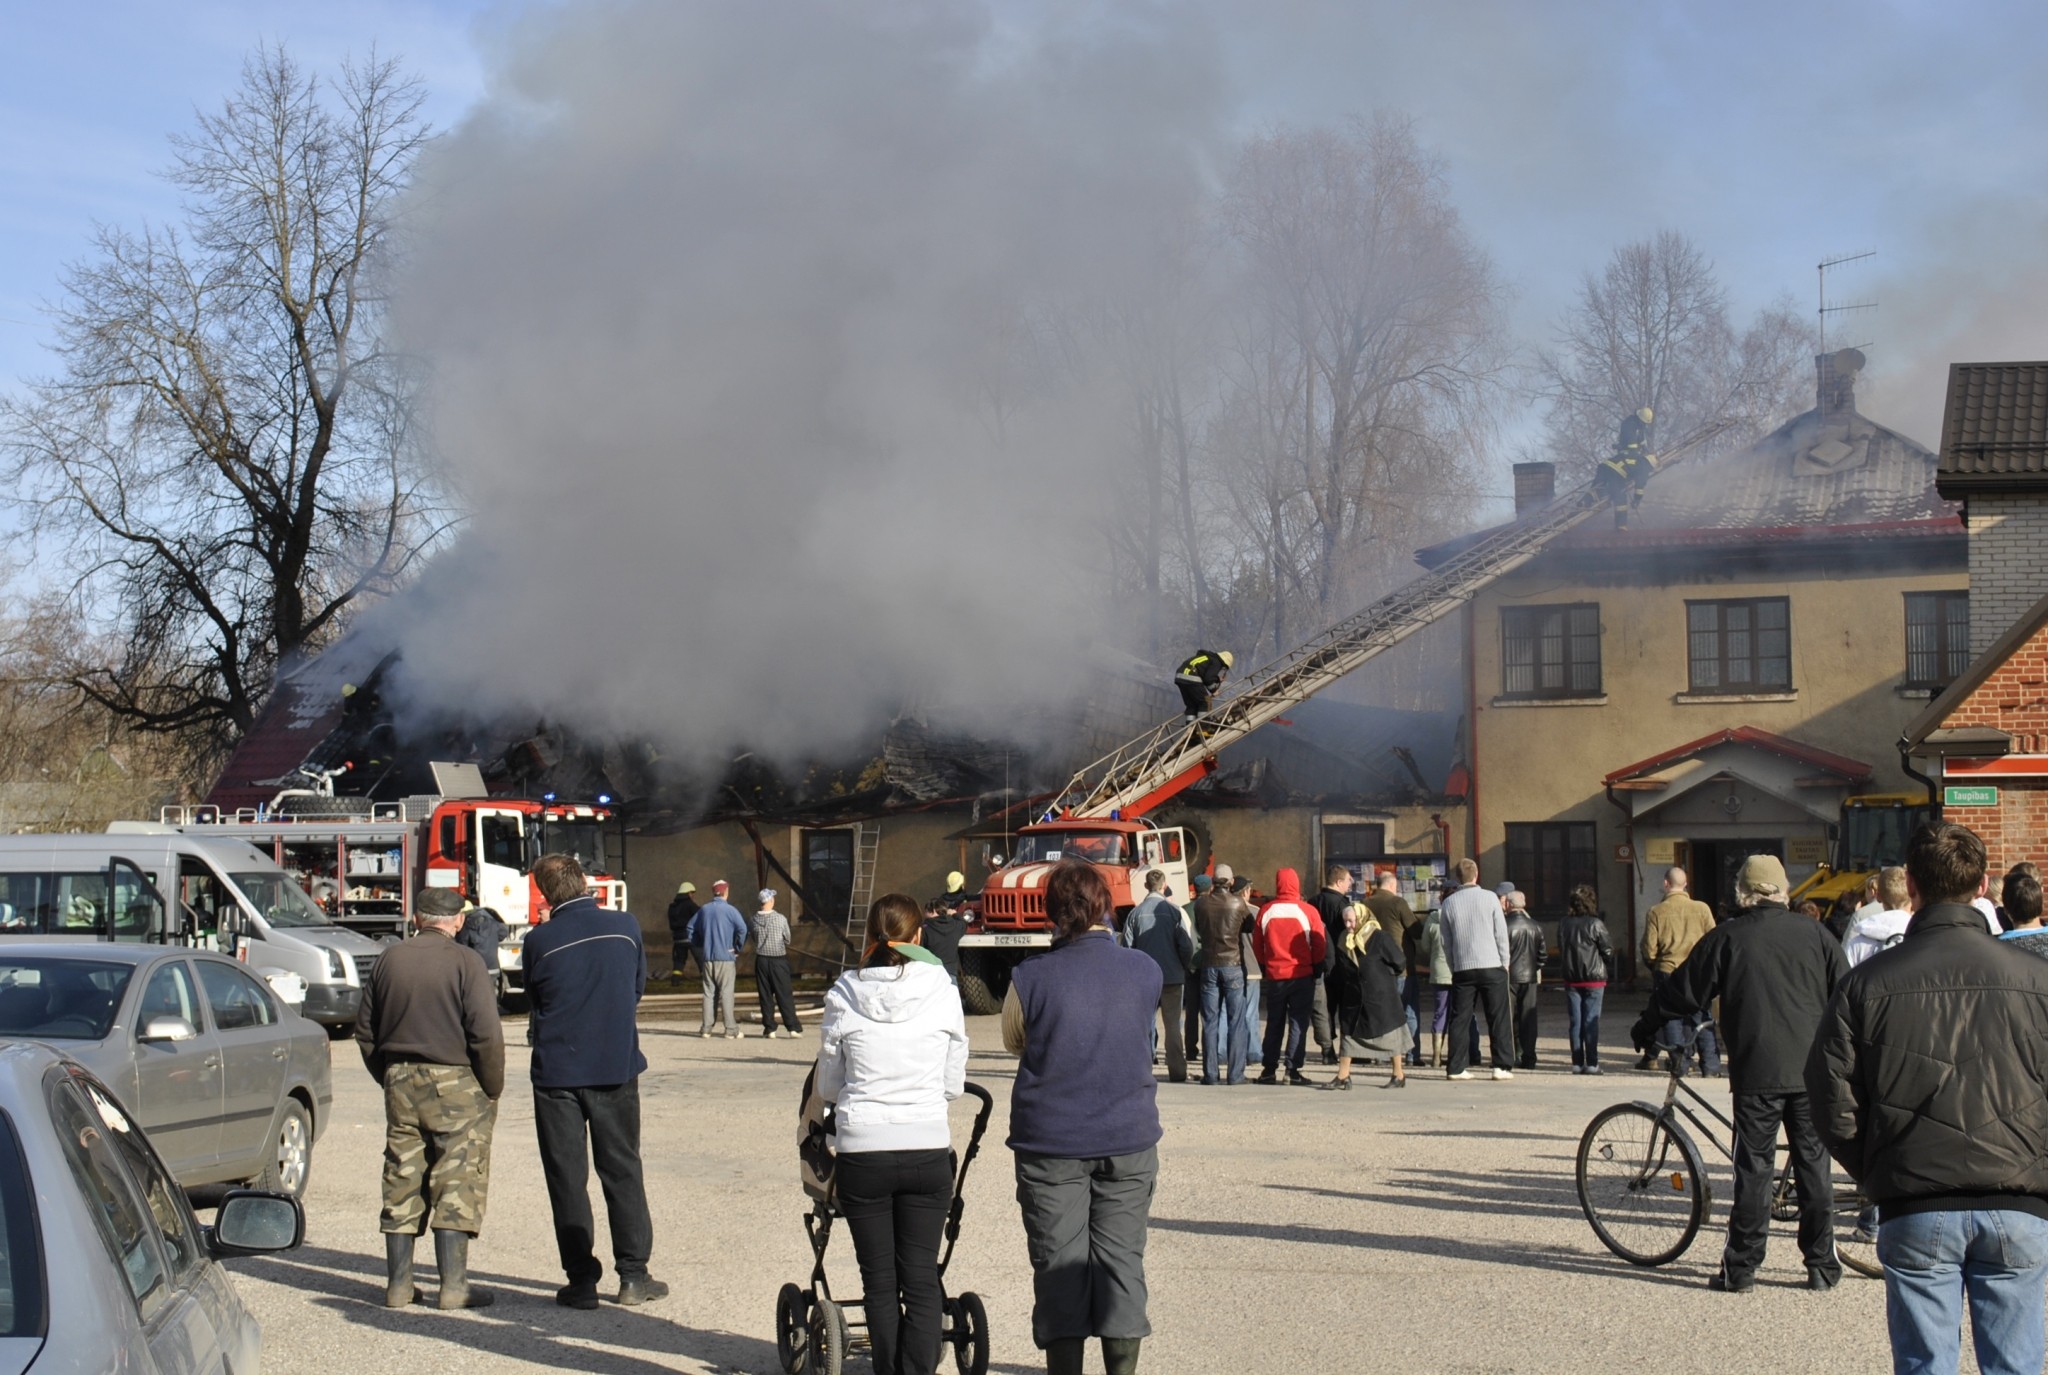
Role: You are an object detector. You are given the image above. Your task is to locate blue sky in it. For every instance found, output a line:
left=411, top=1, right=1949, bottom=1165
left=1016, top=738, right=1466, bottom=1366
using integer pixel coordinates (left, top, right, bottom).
left=5, top=0, right=2048, bottom=444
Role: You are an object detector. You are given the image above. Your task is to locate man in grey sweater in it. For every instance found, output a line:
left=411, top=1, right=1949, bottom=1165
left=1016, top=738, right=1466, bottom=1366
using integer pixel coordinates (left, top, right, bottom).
left=751, top=889, right=801, bottom=1038
left=1438, top=858, right=1515, bottom=1081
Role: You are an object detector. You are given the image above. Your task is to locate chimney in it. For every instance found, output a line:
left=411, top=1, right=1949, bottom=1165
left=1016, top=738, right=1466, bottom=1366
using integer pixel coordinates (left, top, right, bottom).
left=1816, top=347, right=1865, bottom=420
left=1512, top=462, right=1555, bottom=515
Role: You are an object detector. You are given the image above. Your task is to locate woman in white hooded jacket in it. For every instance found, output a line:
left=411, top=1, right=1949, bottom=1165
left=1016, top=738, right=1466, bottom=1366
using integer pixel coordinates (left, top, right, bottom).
left=817, top=893, right=969, bottom=1375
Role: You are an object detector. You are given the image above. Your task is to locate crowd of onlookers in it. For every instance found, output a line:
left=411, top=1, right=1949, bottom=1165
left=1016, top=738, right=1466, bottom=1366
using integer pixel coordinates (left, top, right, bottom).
left=349, top=817, right=2048, bottom=1375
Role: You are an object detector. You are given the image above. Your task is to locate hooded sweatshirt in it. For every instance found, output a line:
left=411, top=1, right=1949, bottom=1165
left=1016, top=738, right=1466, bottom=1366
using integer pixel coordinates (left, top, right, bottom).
left=816, top=947, right=968, bottom=1153
left=1256, top=870, right=1328, bottom=981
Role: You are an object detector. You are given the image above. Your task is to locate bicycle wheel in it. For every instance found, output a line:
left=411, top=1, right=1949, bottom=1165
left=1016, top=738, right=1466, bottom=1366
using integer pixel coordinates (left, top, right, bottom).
left=1577, top=1102, right=1711, bottom=1266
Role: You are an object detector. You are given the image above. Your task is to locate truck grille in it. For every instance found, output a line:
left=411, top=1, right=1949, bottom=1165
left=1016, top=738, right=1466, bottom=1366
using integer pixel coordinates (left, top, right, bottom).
left=354, top=954, right=379, bottom=986
left=978, top=889, right=1043, bottom=931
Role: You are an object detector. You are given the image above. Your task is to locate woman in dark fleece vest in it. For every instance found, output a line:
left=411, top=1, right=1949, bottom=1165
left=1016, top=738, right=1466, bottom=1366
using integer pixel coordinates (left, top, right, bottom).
left=1000, top=860, right=1164, bottom=1375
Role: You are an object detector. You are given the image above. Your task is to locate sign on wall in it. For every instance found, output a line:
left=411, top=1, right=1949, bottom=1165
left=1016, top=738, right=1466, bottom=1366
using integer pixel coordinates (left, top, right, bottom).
left=1786, top=836, right=1828, bottom=865
left=1944, top=785, right=2000, bottom=808
left=1643, top=838, right=1677, bottom=864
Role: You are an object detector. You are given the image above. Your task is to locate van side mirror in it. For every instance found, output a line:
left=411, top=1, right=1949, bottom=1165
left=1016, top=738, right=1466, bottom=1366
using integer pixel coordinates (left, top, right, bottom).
left=139, top=1016, right=199, bottom=1043
left=207, top=1190, right=305, bottom=1256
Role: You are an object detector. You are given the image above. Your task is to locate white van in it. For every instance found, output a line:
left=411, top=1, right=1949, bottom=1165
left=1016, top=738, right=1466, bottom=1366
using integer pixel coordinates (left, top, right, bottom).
left=0, top=828, right=388, bottom=1029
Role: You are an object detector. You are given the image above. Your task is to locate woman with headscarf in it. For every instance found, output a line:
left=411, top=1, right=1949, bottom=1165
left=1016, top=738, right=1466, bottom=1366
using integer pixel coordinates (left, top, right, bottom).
left=1323, top=900, right=1412, bottom=1089
left=1001, top=860, right=1163, bottom=1375
left=816, top=894, right=969, bottom=1375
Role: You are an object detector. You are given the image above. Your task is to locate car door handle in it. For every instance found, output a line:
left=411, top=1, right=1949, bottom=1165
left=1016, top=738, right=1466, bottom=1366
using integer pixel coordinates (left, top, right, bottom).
left=271, top=1047, right=288, bottom=1061
left=202, top=1055, right=221, bottom=1070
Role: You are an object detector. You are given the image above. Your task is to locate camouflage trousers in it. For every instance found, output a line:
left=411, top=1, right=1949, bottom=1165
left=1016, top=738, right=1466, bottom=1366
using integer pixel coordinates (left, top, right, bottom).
left=380, top=1062, right=497, bottom=1237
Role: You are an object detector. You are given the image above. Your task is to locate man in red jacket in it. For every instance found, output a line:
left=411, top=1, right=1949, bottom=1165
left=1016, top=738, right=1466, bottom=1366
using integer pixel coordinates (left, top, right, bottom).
left=1254, top=869, right=1328, bottom=1087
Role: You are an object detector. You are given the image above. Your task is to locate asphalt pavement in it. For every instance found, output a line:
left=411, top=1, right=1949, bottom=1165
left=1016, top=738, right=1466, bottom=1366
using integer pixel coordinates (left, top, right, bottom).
left=223, top=987, right=1915, bottom=1374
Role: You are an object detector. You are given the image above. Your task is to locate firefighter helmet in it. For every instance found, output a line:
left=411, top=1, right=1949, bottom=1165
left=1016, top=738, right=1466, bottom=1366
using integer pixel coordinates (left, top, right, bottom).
left=946, top=870, right=966, bottom=893
left=1636, top=406, right=1654, bottom=424
left=1219, top=651, right=1235, bottom=669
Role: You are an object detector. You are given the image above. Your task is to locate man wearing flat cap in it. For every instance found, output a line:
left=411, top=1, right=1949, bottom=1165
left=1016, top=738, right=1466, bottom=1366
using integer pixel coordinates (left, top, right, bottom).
left=357, top=884, right=505, bottom=1310
left=1639, top=853, right=1846, bottom=1294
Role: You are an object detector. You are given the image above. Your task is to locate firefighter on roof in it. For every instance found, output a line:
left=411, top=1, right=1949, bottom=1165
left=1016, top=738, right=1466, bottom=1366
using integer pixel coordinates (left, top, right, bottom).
left=1174, top=650, right=1234, bottom=720
left=1594, top=406, right=1657, bottom=529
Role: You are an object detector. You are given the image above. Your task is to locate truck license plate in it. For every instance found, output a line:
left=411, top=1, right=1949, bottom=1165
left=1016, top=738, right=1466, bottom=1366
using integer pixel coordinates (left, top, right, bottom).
left=992, top=934, right=1040, bottom=946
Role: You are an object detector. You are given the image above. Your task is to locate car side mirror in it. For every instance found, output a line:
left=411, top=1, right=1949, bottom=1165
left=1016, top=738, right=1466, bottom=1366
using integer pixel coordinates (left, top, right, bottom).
left=207, top=1190, right=305, bottom=1257
left=139, top=1016, right=199, bottom=1044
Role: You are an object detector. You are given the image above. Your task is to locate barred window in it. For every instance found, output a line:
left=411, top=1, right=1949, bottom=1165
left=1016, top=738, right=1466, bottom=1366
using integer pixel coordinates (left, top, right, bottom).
left=1501, top=604, right=1602, bottom=699
left=1904, top=591, right=1969, bottom=688
left=1686, top=598, right=1790, bottom=693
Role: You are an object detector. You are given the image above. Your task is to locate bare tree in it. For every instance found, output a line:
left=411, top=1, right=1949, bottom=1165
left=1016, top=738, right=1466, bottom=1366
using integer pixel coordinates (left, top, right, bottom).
left=1217, top=117, right=1510, bottom=656
left=0, top=47, right=445, bottom=757
left=1537, top=231, right=1817, bottom=479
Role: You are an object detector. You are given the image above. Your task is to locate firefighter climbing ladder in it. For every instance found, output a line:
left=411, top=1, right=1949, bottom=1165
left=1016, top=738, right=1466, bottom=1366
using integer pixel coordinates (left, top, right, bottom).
left=1046, top=420, right=1736, bottom=822
left=839, top=819, right=882, bottom=964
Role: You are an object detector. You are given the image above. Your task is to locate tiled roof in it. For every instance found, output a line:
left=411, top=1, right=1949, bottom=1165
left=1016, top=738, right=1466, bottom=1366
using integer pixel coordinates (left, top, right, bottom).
left=1603, top=726, right=1872, bottom=787
left=1418, top=401, right=1956, bottom=568
left=204, top=634, right=395, bottom=812
left=1937, top=362, right=2048, bottom=485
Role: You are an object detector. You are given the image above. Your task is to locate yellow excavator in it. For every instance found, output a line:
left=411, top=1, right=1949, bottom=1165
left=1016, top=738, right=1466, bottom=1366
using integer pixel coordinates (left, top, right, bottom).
left=1790, top=792, right=1935, bottom=916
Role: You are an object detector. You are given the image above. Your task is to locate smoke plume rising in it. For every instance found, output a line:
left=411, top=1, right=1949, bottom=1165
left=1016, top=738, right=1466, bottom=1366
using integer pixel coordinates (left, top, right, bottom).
left=388, top=1, right=1225, bottom=764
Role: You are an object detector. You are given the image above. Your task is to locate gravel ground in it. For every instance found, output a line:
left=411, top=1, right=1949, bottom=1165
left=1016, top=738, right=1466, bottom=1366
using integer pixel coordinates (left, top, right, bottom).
left=224, top=988, right=1918, bottom=1375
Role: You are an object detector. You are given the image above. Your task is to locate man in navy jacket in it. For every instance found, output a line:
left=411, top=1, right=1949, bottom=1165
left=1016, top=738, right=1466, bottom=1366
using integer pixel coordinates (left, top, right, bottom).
left=524, top=852, right=667, bottom=1309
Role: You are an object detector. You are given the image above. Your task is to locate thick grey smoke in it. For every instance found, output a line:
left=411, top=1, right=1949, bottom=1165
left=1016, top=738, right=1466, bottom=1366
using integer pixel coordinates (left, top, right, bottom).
left=389, top=1, right=1225, bottom=761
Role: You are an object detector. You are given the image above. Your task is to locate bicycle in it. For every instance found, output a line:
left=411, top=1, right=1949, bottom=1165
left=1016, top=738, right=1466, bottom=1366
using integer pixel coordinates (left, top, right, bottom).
left=1574, top=1019, right=1880, bottom=1278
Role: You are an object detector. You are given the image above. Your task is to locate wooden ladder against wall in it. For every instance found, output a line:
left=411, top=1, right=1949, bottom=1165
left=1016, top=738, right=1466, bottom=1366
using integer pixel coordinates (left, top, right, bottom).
left=840, top=820, right=882, bottom=964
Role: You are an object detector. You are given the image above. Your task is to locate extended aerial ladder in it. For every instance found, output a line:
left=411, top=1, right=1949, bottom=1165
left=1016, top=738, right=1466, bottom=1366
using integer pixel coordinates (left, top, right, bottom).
left=1044, top=420, right=1734, bottom=821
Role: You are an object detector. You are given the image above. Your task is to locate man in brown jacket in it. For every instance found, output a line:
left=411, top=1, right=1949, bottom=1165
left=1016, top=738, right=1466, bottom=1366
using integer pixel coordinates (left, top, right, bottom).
left=1640, top=866, right=1720, bottom=1074
left=358, top=886, right=506, bottom=1310
left=1193, top=870, right=1253, bottom=1084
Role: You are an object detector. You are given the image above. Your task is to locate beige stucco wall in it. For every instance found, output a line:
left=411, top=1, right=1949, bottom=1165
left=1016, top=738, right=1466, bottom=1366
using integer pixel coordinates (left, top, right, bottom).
left=1467, top=561, right=1965, bottom=963
left=1196, top=805, right=1456, bottom=894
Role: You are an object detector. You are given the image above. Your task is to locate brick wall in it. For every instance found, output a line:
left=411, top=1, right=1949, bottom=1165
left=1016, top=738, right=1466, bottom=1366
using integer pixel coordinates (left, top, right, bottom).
left=1938, top=615, right=2048, bottom=867
left=1966, top=495, right=2048, bottom=654
left=1948, top=783, right=2048, bottom=874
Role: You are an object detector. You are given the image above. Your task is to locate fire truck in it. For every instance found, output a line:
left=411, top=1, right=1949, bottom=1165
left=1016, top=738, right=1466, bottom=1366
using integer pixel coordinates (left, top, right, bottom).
left=956, top=421, right=1733, bottom=1015
left=159, top=761, right=626, bottom=999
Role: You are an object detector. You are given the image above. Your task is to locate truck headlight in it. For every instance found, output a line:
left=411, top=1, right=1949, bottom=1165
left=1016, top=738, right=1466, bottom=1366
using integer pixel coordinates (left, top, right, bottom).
left=326, top=947, right=347, bottom=981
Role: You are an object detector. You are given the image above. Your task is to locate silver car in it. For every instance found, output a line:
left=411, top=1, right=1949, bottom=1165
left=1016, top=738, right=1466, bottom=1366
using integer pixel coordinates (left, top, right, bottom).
left=0, top=1043, right=304, bottom=1374
left=0, top=944, right=331, bottom=1195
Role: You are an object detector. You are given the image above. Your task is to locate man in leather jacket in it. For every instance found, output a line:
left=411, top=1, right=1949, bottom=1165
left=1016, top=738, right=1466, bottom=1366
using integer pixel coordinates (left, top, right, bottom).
left=1641, top=853, right=1844, bottom=1293
left=1808, top=822, right=2048, bottom=1375
left=1503, top=892, right=1544, bottom=1069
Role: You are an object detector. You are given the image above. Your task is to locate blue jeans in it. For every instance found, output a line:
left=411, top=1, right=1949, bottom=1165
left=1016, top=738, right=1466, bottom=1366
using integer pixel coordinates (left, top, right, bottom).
left=1398, top=973, right=1419, bottom=1043
left=1879, top=1209, right=2048, bottom=1375
left=1565, top=985, right=1604, bottom=1068
left=1651, top=971, right=1721, bottom=1073
left=1198, top=966, right=1248, bottom=1084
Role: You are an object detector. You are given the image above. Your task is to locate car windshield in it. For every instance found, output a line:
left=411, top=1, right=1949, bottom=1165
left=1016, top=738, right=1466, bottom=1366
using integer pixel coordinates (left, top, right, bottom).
left=1842, top=806, right=1930, bottom=871
left=0, top=1109, right=43, bottom=1337
left=1007, top=831, right=1131, bottom=866
left=0, top=959, right=134, bottom=1040
left=541, top=820, right=607, bottom=873
left=224, top=871, right=331, bottom=929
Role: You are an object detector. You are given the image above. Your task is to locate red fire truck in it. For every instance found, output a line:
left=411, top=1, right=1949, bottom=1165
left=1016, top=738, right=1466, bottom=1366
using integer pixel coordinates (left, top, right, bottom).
left=160, top=762, right=626, bottom=998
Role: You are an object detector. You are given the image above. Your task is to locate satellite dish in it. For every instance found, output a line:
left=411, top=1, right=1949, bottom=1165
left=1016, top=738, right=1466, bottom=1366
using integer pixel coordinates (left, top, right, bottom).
left=1832, top=347, right=1866, bottom=375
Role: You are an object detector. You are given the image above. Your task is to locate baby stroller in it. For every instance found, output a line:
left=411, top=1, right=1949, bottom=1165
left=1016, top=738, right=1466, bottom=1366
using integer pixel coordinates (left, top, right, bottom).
left=775, top=1068, right=994, bottom=1375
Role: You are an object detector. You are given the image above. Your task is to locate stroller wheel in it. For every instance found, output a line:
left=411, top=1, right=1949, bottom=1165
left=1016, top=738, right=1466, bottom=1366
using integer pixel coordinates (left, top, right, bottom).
left=952, top=1291, right=989, bottom=1375
left=810, top=1295, right=848, bottom=1375
left=775, top=1283, right=810, bottom=1374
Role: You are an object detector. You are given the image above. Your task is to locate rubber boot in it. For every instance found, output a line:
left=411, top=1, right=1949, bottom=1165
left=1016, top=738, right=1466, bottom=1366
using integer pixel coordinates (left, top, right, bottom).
left=1045, top=1338, right=1085, bottom=1375
left=433, top=1229, right=494, bottom=1310
left=383, top=1232, right=417, bottom=1308
left=1103, top=1337, right=1143, bottom=1374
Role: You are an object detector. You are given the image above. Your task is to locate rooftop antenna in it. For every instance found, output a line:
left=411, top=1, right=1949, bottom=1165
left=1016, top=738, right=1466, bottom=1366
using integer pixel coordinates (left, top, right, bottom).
left=1818, top=250, right=1877, bottom=353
